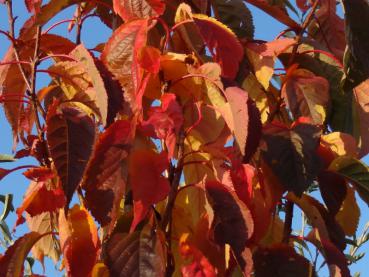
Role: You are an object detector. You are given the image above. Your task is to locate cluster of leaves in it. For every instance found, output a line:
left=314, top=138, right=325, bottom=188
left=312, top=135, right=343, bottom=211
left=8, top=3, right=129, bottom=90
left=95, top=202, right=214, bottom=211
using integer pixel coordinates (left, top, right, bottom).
left=0, top=0, right=369, bottom=276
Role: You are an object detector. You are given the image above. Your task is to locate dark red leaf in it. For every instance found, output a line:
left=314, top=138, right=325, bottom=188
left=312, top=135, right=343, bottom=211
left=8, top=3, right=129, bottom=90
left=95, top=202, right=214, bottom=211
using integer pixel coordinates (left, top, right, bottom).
left=205, top=180, right=254, bottom=275
left=82, top=120, right=131, bottom=227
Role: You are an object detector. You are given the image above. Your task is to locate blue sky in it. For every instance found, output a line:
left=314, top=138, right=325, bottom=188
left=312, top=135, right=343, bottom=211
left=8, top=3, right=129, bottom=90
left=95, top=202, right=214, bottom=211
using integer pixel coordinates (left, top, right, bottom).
left=0, top=1, right=368, bottom=276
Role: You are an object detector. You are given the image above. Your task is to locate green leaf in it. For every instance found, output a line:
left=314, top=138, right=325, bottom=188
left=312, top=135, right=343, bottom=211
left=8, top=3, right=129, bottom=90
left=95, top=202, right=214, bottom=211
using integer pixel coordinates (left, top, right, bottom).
left=0, top=194, right=14, bottom=222
left=0, top=155, right=16, bottom=163
left=328, top=156, right=369, bottom=207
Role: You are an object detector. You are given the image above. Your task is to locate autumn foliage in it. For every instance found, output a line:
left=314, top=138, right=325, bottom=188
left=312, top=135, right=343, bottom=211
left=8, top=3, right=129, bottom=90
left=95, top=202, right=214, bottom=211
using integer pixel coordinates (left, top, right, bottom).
left=1, top=0, right=369, bottom=276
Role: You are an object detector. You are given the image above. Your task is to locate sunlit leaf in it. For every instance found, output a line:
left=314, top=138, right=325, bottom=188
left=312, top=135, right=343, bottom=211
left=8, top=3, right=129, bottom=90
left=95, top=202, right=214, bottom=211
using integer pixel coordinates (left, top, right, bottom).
left=59, top=205, right=99, bottom=277
left=113, top=0, right=165, bottom=21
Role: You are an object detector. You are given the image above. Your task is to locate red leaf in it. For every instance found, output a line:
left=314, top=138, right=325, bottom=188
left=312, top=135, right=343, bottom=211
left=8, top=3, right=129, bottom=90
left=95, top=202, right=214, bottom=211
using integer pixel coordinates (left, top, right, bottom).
left=59, top=205, right=100, bottom=277
left=0, top=232, right=49, bottom=277
left=23, top=167, right=55, bottom=182
left=101, top=19, right=148, bottom=113
left=138, top=46, right=161, bottom=74
left=16, top=181, right=65, bottom=227
left=113, top=0, right=165, bottom=21
left=82, top=120, right=131, bottom=227
left=192, top=15, right=244, bottom=79
left=180, top=234, right=216, bottom=277
left=141, top=93, right=183, bottom=159
left=25, top=0, right=42, bottom=14
left=205, top=181, right=254, bottom=275
left=129, top=149, right=170, bottom=232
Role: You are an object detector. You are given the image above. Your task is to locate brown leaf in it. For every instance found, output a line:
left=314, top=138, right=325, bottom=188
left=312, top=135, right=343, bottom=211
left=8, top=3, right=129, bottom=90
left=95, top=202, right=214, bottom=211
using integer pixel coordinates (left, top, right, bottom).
left=205, top=180, right=254, bottom=275
left=106, top=222, right=166, bottom=277
left=46, top=101, right=95, bottom=207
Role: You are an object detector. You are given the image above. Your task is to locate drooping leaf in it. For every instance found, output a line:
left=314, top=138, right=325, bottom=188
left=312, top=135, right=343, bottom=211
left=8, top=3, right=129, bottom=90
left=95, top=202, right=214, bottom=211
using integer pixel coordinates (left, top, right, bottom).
left=46, top=101, right=95, bottom=207
left=129, top=149, right=170, bottom=231
left=287, top=193, right=346, bottom=250
left=106, top=222, right=166, bottom=276
left=0, top=232, right=48, bottom=277
left=113, top=0, right=166, bottom=21
left=253, top=244, right=314, bottom=277
left=261, top=119, right=322, bottom=196
left=16, top=181, right=65, bottom=227
left=101, top=19, right=148, bottom=113
left=304, top=229, right=351, bottom=277
left=353, top=79, right=369, bottom=158
left=213, top=0, right=254, bottom=39
left=205, top=180, right=254, bottom=275
left=71, top=44, right=109, bottom=126
left=335, top=184, right=360, bottom=237
left=318, top=171, right=347, bottom=216
left=244, top=0, right=300, bottom=29
left=282, top=67, right=330, bottom=124
left=342, top=0, right=369, bottom=89
left=26, top=212, right=60, bottom=264
left=192, top=14, right=244, bottom=79
left=58, top=205, right=99, bottom=277
left=328, top=156, right=369, bottom=207
left=82, top=120, right=131, bottom=227
left=0, top=34, right=75, bottom=146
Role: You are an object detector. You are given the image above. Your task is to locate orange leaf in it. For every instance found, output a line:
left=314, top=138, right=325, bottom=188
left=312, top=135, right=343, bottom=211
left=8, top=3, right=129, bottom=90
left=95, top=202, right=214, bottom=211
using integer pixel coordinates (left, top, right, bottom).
left=129, top=149, right=170, bottom=232
left=23, top=167, right=55, bottom=182
left=59, top=205, right=100, bottom=277
left=113, top=0, right=165, bottom=21
left=16, top=181, right=65, bottom=227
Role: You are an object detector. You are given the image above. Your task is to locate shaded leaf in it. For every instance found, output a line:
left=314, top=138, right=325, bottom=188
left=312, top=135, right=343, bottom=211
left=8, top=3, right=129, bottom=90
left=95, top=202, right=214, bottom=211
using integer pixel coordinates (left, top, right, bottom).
left=82, top=120, right=131, bottom=226
left=46, top=101, right=95, bottom=207
left=106, top=222, right=166, bottom=277
left=59, top=205, right=99, bottom=277
left=213, top=0, right=254, bottom=39
left=205, top=180, right=254, bottom=275
left=335, top=184, right=360, bottom=237
left=129, top=149, right=170, bottom=231
left=342, top=0, right=369, bottom=89
left=261, top=119, right=322, bottom=196
left=253, top=244, right=314, bottom=277
left=0, top=232, right=48, bottom=277
left=328, top=156, right=369, bottom=207
left=113, top=0, right=165, bottom=21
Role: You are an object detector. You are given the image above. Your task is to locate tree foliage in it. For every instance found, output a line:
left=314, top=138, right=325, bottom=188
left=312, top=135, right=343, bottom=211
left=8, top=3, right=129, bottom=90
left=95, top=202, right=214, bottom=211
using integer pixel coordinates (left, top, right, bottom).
left=1, top=0, right=369, bottom=276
